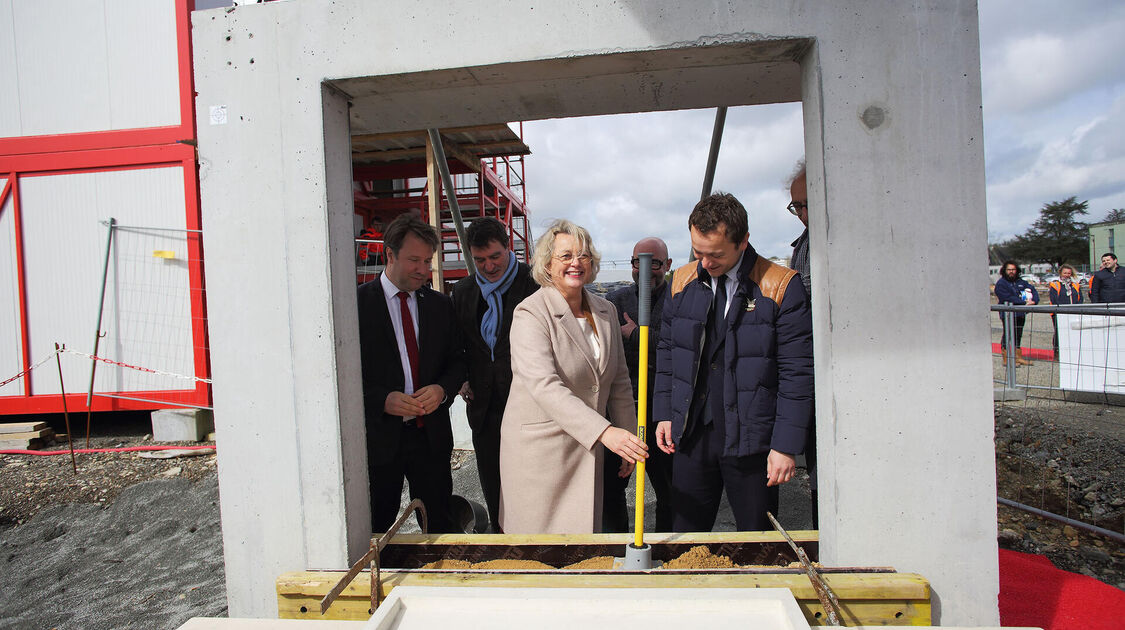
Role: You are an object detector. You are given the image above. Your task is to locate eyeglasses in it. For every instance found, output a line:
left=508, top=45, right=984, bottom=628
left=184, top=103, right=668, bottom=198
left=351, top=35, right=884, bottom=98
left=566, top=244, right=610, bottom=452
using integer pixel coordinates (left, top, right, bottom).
left=631, top=257, right=666, bottom=270
left=554, top=252, right=592, bottom=264
left=787, top=201, right=808, bottom=215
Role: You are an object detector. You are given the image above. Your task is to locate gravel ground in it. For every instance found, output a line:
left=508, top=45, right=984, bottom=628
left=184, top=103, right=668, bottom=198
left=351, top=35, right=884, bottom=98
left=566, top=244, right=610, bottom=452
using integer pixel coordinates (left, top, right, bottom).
left=2, top=327, right=1123, bottom=628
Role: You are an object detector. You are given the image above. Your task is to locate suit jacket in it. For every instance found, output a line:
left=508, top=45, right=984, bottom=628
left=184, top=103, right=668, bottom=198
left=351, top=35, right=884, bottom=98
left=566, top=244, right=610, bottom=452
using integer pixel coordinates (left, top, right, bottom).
left=498, top=287, right=637, bottom=534
left=357, top=275, right=466, bottom=465
left=451, top=262, right=539, bottom=429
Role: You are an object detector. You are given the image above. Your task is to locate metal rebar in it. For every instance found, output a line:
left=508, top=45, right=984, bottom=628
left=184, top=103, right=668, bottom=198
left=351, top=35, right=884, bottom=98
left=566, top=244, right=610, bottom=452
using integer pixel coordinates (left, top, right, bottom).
left=54, top=343, right=77, bottom=474
left=998, top=497, right=1125, bottom=544
left=320, top=499, right=428, bottom=615
left=767, top=511, right=842, bottom=626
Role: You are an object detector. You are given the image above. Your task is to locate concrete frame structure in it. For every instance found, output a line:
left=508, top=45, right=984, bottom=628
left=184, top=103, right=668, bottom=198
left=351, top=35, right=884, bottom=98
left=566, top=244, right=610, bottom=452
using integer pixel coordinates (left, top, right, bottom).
left=192, top=0, right=996, bottom=624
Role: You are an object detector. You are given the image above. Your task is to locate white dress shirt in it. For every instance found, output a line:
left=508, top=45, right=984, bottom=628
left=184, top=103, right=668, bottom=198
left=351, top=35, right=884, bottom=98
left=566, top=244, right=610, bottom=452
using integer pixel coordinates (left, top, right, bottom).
left=712, top=249, right=746, bottom=318
left=380, top=272, right=419, bottom=398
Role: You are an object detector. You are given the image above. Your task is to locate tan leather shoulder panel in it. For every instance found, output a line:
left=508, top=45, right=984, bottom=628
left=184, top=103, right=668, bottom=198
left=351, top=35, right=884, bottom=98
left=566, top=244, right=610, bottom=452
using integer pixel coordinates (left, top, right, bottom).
left=748, top=256, right=797, bottom=304
left=670, top=263, right=698, bottom=297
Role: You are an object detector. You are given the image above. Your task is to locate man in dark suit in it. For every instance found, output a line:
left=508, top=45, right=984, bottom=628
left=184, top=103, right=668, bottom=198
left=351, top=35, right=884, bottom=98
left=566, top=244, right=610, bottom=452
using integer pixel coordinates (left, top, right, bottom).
left=451, top=217, right=538, bottom=532
left=357, top=213, right=465, bottom=534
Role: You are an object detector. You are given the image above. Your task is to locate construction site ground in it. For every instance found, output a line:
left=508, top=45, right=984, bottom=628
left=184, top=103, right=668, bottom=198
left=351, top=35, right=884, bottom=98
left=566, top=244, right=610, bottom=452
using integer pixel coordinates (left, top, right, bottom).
left=0, top=396, right=1122, bottom=629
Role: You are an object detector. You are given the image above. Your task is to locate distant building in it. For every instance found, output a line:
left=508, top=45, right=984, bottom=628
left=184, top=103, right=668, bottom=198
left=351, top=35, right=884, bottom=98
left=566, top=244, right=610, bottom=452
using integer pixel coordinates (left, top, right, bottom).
left=1088, top=220, right=1125, bottom=270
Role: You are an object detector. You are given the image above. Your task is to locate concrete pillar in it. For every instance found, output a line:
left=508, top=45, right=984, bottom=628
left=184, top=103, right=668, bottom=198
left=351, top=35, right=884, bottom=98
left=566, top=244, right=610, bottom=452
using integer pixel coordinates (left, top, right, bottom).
left=192, top=1, right=996, bottom=623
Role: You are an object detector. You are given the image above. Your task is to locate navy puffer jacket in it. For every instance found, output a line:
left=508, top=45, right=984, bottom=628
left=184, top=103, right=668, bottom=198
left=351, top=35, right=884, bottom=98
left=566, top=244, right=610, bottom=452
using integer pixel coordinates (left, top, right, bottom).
left=653, top=248, right=813, bottom=457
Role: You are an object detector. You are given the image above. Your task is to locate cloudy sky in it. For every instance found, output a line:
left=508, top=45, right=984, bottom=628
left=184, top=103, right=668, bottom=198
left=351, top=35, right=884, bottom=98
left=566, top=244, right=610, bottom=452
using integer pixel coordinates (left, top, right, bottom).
left=519, top=1, right=1125, bottom=270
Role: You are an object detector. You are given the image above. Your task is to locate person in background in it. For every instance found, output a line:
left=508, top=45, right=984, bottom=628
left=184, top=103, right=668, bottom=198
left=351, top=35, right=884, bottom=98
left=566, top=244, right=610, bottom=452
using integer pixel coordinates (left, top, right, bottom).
left=358, top=221, right=384, bottom=266
left=451, top=217, right=539, bottom=533
left=1091, top=253, right=1125, bottom=303
left=1047, top=264, right=1082, bottom=357
left=994, top=261, right=1039, bottom=367
left=654, top=193, right=813, bottom=532
left=786, top=162, right=818, bottom=529
left=499, top=219, right=646, bottom=534
left=603, top=237, right=675, bottom=532
left=357, top=214, right=465, bottom=533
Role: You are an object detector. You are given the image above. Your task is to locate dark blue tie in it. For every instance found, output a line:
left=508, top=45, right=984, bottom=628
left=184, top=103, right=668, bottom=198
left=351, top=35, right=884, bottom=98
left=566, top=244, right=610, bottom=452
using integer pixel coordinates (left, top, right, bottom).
left=708, top=276, right=727, bottom=349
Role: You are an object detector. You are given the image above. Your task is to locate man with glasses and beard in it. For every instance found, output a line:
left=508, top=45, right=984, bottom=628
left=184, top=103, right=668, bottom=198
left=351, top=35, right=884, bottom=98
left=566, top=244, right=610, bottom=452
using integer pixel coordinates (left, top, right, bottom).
left=603, top=237, right=675, bottom=532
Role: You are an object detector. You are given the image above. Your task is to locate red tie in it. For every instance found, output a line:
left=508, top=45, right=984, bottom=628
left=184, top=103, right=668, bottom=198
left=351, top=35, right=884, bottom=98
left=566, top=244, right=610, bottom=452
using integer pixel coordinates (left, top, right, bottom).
left=397, top=291, right=423, bottom=426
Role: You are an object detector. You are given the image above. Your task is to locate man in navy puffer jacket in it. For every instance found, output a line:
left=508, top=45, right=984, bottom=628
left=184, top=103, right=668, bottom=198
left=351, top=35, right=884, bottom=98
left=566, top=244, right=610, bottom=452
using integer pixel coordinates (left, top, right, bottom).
left=654, top=193, right=813, bottom=532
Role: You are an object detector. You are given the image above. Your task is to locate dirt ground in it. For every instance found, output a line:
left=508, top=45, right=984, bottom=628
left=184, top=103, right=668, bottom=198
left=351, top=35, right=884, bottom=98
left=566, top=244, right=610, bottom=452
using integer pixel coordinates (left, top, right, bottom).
left=1, top=393, right=1123, bottom=629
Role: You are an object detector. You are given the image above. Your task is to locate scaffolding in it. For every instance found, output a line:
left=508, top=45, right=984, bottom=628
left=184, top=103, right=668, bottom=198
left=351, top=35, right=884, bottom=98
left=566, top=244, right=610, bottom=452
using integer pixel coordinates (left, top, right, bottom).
left=351, top=123, right=532, bottom=290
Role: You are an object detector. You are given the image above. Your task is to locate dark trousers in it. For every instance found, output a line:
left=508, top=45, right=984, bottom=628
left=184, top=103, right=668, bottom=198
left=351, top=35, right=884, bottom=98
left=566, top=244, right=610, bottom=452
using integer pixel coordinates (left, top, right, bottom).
left=671, top=419, right=777, bottom=532
left=1000, top=314, right=1026, bottom=353
left=369, top=423, right=456, bottom=534
left=602, top=421, right=674, bottom=532
left=471, top=396, right=505, bottom=533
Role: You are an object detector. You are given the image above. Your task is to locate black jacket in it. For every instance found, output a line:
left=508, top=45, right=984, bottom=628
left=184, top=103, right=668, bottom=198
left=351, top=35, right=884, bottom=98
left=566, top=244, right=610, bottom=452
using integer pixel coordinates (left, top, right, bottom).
left=1091, top=266, right=1125, bottom=303
left=606, top=282, right=668, bottom=415
left=451, top=262, right=539, bottom=430
left=357, top=276, right=466, bottom=464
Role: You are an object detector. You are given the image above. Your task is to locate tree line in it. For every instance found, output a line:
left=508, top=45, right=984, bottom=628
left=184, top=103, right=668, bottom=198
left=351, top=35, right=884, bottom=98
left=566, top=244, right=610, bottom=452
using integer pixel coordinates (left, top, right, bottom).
left=997, top=197, right=1125, bottom=268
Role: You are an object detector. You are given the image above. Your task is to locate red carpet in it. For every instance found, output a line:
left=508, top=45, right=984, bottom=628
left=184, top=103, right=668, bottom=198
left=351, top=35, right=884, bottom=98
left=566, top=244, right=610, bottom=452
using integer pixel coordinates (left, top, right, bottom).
left=999, top=548, right=1124, bottom=629
left=991, top=342, right=1056, bottom=361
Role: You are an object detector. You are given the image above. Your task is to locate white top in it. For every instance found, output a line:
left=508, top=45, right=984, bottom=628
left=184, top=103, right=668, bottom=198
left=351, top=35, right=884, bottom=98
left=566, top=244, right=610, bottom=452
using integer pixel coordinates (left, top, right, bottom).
left=575, top=317, right=600, bottom=361
left=380, top=273, right=419, bottom=403
left=711, top=249, right=747, bottom=318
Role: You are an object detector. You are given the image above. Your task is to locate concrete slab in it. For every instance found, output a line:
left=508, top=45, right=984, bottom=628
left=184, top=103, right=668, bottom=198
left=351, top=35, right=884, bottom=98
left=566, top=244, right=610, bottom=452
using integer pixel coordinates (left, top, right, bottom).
left=363, top=586, right=810, bottom=630
left=993, top=387, right=1027, bottom=402
left=151, top=409, right=215, bottom=442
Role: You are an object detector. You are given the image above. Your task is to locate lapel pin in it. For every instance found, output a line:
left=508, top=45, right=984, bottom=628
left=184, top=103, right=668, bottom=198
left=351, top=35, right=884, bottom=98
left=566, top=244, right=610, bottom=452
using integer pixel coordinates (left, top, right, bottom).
left=745, top=298, right=756, bottom=312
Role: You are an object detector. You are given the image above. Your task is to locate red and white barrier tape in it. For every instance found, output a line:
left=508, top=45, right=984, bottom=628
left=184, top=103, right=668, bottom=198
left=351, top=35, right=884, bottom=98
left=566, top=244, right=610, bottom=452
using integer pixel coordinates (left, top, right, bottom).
left=0, top=349, right=61, bottom=389
left=0, top=347, right=212, bottom=388
left=61, top=348, right=213, bottom=384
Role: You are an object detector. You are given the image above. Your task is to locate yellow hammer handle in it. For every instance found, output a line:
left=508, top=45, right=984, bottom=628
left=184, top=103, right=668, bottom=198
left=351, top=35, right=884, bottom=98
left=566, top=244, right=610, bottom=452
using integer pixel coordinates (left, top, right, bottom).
left=634, top=325, right=649, bottom=548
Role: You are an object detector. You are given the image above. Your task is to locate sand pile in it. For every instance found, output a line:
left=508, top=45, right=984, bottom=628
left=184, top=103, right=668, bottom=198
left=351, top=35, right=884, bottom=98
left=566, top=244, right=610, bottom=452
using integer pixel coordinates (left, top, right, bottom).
left=421, top=545, right=742, bottom=571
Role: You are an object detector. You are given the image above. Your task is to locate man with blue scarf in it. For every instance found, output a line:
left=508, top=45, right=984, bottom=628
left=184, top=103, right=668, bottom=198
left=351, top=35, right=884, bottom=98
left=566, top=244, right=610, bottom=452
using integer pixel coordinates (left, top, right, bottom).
left=452, top=217, right=539, bottom=532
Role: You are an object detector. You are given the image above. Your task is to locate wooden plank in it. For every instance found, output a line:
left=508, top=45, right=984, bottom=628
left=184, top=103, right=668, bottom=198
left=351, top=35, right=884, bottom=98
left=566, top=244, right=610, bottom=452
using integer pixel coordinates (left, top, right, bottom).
left=436, top=134, right=481, bottom=174
left=0, top=429, right=54, bottom=440
left=0, top=437, right=47, bottom=450
left=0, top=421, right=48, bottom=434
left=425, top=135, right=444, bottom=290
left=350, top=124, right=514, bottom=146
left=277, top=570, right=931, bottom=625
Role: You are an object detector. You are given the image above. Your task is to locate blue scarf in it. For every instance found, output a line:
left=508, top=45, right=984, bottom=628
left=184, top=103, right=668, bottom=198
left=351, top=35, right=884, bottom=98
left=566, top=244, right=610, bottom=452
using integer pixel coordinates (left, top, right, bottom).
left=476, top=251, right=519, bottom=359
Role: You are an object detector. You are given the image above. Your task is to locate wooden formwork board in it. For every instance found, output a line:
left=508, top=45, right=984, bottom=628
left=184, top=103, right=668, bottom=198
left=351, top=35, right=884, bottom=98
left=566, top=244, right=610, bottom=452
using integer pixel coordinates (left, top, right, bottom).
left=276, top=533, right=931, bottom=626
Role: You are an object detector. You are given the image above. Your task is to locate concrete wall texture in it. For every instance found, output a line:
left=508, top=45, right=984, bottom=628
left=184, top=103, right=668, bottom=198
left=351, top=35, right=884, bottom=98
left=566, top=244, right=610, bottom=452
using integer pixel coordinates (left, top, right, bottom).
left=192, top=0, right=997, bottom=624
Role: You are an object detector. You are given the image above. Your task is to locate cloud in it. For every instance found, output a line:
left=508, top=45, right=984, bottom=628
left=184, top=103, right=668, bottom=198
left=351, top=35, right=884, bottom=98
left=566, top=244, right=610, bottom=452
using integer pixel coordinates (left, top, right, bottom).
left=523, top=104, right=805, bottom=263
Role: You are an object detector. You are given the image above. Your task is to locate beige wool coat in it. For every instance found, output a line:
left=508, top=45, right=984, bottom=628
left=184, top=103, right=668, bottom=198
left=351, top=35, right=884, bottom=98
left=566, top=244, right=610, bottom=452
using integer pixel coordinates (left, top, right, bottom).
left=498, top=286, right=637, bottom=534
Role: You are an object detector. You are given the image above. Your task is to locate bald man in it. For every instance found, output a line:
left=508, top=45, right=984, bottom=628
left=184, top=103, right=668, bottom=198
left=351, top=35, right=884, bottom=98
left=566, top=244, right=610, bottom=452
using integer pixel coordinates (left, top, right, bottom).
left=603, top=237, right=675, bottom=531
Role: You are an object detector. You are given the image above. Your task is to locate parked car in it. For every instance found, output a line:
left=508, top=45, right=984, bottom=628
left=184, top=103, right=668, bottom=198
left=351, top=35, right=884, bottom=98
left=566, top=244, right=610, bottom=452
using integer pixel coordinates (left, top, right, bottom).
left=1043, top=274, right=1060, bottom=285
left=1021, top=274, right=1042, bottom=285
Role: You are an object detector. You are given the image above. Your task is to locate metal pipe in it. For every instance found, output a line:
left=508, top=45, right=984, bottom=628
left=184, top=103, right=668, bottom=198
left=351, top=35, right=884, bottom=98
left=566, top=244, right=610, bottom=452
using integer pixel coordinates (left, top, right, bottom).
left=1004, top=310, right=1016, bottom=387
left=700, top=107, right=727, bottom=201
left=998, top=497, right=1125, bottom=544
left=991, top=304, right=1125, bottom=316
left=92, top=392, right=214, bottom=411
left=85, top=217, right=116, bottom=447
left=426, top=129, right=476, bottom=277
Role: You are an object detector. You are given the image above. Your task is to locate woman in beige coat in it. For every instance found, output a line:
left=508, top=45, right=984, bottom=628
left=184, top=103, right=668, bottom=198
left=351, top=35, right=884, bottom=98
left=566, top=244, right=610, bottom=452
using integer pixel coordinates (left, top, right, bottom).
left=498, top=219, right=647, bottom=534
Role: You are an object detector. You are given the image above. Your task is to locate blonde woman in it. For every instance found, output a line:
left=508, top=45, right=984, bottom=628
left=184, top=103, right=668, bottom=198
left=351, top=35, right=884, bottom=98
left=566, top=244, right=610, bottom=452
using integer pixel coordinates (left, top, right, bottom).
left=498, top=220, right=647, bottom=533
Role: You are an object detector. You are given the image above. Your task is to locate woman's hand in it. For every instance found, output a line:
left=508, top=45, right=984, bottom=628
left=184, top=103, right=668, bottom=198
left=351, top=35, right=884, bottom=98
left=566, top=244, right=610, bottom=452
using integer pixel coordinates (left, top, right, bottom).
left=598, top=426, right=648, bottom=464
